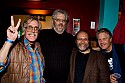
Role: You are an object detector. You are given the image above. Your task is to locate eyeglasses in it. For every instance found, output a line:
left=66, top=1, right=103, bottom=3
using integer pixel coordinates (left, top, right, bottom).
left=54, top=18, right=67, bottom=23
left=25, top=26, right=39, bottom=32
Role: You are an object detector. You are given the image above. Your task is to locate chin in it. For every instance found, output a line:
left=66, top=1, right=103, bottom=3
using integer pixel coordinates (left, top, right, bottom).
left=101, top=47, right=106, bottom=50
left=29, top=39, right=36, bottom=42
left=79, top=48, right=86, bottom=52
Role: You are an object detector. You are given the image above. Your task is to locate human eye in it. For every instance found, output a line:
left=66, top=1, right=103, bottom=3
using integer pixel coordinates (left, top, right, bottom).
left=34, top=26, right=39, bottom=30
left=55, top=19, right=60, bottom=22
left=84, top=38, right=88, bottom=41
left=77, top=38, right=88, bottom=41
left=103, top=38, right=107, bottom=40
left=77, top=38, right=82, bottom=41
left=28, top=26, right=33, bottom=30
left=62, top=20, right=67, bottom=23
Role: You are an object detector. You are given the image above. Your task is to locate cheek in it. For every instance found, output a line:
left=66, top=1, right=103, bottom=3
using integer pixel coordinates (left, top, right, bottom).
left=76, top=41, right=80, bottom=44
left=63, top=23, right=67, bottom=27
left=98, top=39, right=105, bottom=43
left=35, top=33, right=38, bottom=37
left=25, top=32, right=29, bottom=38
left=54, top=21, right=58, bottom=25
left=98, top=41, right=102, bottom=45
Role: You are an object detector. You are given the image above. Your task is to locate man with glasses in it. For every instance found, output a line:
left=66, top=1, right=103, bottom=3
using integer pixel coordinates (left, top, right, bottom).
left=0, top=16, right=45, bottom=83
left=38, top=9, right=74, bottom=83
left=68, top=30, right=110, bottom=83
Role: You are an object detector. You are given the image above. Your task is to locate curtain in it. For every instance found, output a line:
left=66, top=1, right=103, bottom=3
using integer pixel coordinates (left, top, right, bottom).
left=113, top=0, right=125, bottom=44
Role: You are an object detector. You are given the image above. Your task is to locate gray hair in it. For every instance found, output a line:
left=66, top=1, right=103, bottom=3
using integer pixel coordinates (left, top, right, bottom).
left=96, top=28, right=112, bottom=38
left=52, top=9, right=69, bottom=21
left=22, top=16, right=42, bottom=32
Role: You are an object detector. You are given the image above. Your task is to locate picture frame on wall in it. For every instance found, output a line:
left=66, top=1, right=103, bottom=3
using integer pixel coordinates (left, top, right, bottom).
left=73, top=18, right=80, bottom=36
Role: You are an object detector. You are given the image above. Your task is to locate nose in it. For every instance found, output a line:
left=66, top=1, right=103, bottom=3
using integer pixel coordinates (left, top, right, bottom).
left=32, top=28, right=35, bottom=32
left=99, top=39, right=103, bottom=43
left=59, top=20, right=63, bottom=23
left=80, top=39, right=86, bottom=43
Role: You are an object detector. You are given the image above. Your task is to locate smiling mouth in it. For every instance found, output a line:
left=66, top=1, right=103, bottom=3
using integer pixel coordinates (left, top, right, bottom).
left=28, top=33, right=36, bottom=36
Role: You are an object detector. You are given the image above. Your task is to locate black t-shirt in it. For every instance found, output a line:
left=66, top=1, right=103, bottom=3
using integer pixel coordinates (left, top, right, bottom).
left=74, top=51, right=89, bottom=83
left=105, top=51, right=113, bottom=74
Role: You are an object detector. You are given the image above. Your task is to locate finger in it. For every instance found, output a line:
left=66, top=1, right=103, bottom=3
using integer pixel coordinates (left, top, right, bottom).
left=7, top=26, right=15, bottom=34
left=15, top=19, right=21, bottom=29
left=11, top=16, right=14, bottom=27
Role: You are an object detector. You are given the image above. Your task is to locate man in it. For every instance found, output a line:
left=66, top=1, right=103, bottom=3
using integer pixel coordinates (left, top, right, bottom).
left=0, top=16, right=45, bottom=83
left=68, top=30, right=110, bottom=83
left=96, top=28, right=125, bottom=83
left=38, top=9, right=74, bottom=83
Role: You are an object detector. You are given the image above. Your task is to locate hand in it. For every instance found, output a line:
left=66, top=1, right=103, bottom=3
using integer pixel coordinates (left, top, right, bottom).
left=110, top=74, right=118, bottom=83
left=7, top=16, right=21, bottom=41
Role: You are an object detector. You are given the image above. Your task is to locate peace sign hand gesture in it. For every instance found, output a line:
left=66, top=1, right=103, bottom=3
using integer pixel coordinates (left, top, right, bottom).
left=7, top=16, right=21, bottom=41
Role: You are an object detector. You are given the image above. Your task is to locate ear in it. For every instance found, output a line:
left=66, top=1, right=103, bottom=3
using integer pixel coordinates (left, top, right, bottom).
left=52, top=19, right=54, bottom=24
left=52, top=20, right=55, bottom=28
left=110, top=37, right=112, bottom=42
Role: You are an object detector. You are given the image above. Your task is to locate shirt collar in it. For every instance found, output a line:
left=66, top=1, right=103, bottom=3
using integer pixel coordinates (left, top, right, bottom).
left=23, top=38, right=38, bottom=51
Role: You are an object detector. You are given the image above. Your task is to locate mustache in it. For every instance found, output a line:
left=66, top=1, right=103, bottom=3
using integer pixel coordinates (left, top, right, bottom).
left=59, top=23, right=63, bottom=26
left=28, top=33, right=36, bottom=36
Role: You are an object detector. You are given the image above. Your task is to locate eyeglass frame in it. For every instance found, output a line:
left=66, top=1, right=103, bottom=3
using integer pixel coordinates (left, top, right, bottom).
left=25, top=25, right=40, bottom=32
left=53, top=18, right=67, bottom=23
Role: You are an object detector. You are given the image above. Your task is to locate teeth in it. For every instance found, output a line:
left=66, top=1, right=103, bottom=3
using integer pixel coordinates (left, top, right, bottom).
left=80, top=44, right=85, bottom=46
left=28, top=34, right=36, bottom=36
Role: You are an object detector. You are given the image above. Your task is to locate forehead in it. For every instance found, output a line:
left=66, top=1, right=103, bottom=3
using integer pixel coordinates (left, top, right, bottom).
left=27, top=20, right=38, bottom=26
left=55, top=13, right=66, bottom=19
left=77, top=32, right=88, bottom=38
left=98, top=32, right=110, bottom=38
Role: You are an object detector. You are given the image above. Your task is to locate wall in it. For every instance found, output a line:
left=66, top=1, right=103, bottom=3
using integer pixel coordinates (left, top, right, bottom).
left=98, top=0, right=119, bottom=33
left=0, top=0, right=100, bottom=38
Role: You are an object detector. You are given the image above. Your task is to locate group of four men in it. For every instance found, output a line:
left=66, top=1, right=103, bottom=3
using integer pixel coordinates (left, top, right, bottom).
left=0, top=9, right=124, bottom=83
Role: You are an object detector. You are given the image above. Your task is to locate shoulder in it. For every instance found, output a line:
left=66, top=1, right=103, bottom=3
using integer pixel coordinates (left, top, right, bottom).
left=64, top=32, right=74, bottom=37
left=38, top=29, right=53, bottom=41
left=90, top=49, right=102, bottom=54
left=90, top=49, right=105, bottom=58
left=39, top=29, right=52, bottom=35
left=113, top=43, right=124, bottom=48
left=90, top=50, right=107, bottom=64
left=12, top=41, right=22, bottom=49
left=64, top=32, right=75, bottom=42
left=10, top=42, right=25, bottom=57
left=113, top=43, right=125, bottom=55
left=92, top=47, right=100, bottom=51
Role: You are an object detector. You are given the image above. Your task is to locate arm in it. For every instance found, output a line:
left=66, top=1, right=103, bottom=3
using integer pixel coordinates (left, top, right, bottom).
left=0, top=41, right=13, bottom=63
left=0, top=16, right=21, bottom=66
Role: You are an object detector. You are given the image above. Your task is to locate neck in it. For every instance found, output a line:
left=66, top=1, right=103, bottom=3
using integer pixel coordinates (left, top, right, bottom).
left=105, top=43, right=112, bottom=53
left=53, top=27, right=64, bottom=34
left=80, top=48, right=90, bottom=54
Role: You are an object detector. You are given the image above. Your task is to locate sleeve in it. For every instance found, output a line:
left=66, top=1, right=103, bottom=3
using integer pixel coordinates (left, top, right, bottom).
left=0, top=54, right=10, bottom=72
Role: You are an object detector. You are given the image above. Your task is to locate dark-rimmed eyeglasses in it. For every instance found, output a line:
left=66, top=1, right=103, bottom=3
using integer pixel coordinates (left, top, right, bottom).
left=25, top=26, right=39, bottom=32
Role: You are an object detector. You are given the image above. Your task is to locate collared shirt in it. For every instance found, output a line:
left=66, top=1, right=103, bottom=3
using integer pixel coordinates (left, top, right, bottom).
left=0, top=38, right=45, bottom=83
left=24, top=38, right=45, bottom=83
